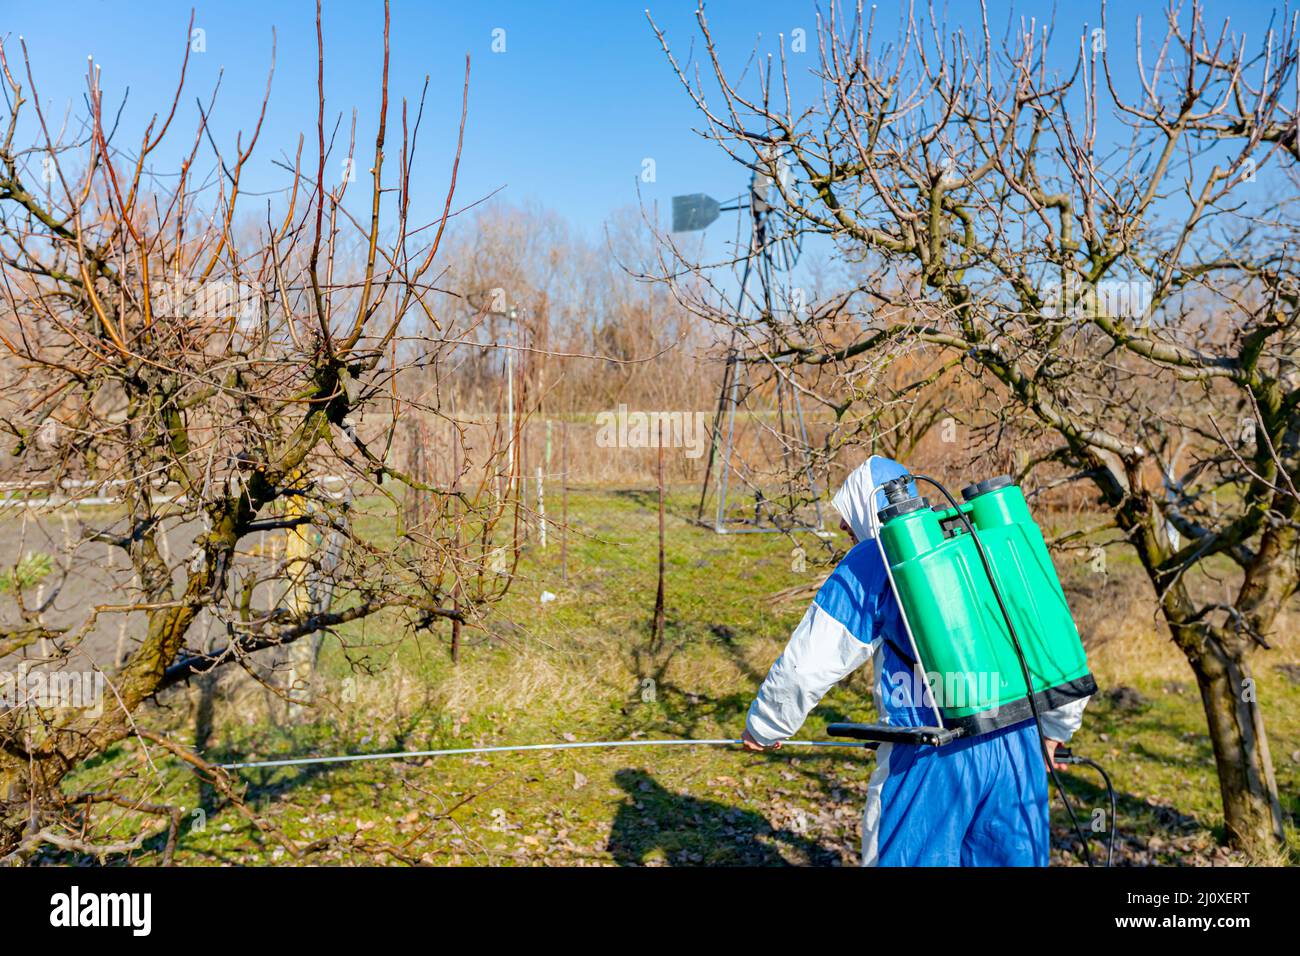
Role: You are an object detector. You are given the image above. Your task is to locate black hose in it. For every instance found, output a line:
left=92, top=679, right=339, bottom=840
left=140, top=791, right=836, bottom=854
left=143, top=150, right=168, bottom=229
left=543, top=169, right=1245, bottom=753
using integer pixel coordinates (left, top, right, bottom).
left=911, top=475, right=1102, bottom=867
left=1055, top=752, right=1118, bottom=867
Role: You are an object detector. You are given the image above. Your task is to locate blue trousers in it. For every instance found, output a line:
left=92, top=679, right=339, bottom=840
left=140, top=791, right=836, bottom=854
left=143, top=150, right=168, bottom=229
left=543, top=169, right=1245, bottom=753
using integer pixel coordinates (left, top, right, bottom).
left=862, top=720, right=1050, bottom=866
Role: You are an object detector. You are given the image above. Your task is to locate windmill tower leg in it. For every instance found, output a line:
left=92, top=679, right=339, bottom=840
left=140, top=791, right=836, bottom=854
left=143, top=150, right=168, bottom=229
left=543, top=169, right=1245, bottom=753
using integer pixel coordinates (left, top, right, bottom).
left=714, top=352, right=744, bottom=533
left=790, top=379, right=825, bottom=533
left=696, top=347, right=736, bottom=523
left=699, top=351, right=826, bottom=535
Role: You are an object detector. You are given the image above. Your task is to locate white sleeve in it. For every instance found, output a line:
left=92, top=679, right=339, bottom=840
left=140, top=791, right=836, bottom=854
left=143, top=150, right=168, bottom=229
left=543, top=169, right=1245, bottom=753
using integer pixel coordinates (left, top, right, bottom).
left=1039, top=695, right=1090, bottom=743
left=745, top=602, right=876, bottom=746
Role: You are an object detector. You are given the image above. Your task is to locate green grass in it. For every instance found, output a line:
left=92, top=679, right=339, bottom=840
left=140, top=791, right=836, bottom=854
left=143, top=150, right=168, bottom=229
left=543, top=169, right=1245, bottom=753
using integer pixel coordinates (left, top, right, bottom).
left=55, top=486, right=1300, bottom=866
left=0, top=551, right=53, bottom=593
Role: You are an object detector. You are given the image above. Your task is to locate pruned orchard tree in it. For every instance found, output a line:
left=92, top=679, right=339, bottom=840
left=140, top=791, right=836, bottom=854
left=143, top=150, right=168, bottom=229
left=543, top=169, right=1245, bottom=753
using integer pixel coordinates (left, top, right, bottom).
left=0, top=4, right=516, bottom=861
left=652, top=0, right=1300, bottom=854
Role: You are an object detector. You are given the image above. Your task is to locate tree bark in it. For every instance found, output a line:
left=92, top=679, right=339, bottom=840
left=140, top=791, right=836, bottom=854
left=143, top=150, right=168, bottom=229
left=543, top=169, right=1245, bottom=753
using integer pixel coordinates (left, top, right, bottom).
left=1188, top=631, right=1286, bottom=851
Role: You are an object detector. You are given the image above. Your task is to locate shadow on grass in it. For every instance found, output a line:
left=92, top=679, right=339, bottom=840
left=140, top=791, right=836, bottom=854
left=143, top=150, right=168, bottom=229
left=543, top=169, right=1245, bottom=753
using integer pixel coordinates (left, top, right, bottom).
left=608, top=487, right=704, bottom=527
left=606, top=768, right=843, bottom=866
left=133, top=706, right=443, bottom=863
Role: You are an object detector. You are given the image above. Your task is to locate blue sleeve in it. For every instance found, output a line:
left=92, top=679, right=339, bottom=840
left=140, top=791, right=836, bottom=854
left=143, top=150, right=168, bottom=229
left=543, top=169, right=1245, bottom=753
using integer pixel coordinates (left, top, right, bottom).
left=743, top=544, right=888, bottom=745
left=814, top=542, right=888, bottom=645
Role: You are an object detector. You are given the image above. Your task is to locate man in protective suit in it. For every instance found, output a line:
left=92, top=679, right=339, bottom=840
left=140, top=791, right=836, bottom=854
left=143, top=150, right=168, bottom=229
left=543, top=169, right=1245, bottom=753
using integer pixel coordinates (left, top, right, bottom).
left=741, top=456, right=1090, bottom=866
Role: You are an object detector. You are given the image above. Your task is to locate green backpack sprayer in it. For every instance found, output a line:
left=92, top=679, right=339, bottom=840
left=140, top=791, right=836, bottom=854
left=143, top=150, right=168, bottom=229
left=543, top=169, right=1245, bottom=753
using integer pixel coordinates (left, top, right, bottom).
left=824, top=472, right=1115, bottom=865
left=877, top=474, right=1095, bottom=731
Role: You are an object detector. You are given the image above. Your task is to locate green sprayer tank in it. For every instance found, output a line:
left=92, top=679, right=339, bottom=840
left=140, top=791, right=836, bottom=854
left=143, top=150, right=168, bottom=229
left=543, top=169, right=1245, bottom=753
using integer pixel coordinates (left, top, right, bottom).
left=877, top=475, right=1096, bottom=735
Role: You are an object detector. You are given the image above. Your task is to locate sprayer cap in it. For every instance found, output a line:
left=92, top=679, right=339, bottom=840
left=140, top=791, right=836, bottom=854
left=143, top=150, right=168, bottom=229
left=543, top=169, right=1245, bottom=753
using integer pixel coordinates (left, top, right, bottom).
left=960, top=475, right=1015, bottom=501
left=878, top=496, right=929, bottom=523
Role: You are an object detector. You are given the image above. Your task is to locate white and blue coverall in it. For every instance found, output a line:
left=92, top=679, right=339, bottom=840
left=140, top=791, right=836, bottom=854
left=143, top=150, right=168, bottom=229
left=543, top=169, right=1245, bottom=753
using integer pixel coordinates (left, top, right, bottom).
left=745, top=456, right=1090, bottom=866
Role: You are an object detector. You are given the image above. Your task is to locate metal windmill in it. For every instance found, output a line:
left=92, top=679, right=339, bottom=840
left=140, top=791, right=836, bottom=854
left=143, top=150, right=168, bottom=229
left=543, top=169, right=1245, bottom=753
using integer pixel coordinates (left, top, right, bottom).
left=672, top=149, right=825, bottom=535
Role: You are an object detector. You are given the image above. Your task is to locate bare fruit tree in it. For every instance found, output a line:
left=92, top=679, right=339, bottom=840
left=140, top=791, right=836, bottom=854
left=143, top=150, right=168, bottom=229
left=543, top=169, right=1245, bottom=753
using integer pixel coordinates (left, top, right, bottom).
left=0, top=4, right=516, bottom=861
left=652, top=0, right=1300, bottom=854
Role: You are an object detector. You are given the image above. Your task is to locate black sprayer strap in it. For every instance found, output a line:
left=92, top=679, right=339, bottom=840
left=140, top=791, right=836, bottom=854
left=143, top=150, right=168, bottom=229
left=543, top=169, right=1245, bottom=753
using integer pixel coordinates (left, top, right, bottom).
left=884, top=635, right=918, bottom=668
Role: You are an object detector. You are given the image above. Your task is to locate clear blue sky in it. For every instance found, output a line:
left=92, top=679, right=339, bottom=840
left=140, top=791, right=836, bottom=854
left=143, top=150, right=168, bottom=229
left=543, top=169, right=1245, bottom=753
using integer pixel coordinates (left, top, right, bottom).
left=3, top=0, right=1291, bottom=241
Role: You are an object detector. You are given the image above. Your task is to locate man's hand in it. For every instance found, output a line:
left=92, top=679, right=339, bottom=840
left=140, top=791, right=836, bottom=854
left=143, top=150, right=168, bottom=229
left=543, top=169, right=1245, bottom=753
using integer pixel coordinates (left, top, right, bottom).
left=741, top=728, right=781, bottom=752
left=1044, top=738, right=1067, bottom=771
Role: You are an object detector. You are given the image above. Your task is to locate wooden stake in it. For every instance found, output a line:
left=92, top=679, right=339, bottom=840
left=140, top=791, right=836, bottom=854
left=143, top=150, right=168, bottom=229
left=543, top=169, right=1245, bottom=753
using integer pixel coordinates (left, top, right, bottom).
left=652, top=419, right=666, bottom=652
left=561, top=421, right=569, bottom=582
left=451, top=415, right=462, bottom=663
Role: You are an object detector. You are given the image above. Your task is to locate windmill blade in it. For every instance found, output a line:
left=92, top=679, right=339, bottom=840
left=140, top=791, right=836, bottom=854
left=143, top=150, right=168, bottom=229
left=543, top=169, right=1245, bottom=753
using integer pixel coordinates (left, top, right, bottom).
left=672, top=193, right=722, bottom=232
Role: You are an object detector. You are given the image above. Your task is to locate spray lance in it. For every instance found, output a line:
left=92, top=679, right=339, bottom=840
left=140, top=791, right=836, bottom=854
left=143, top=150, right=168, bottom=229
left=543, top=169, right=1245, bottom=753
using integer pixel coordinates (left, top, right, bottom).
left=823, top=472, right=1115, bottom=867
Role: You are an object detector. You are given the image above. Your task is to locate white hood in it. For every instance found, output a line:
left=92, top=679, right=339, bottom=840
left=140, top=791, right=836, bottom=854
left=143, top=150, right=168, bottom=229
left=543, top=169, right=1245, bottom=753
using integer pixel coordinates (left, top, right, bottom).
left=831, top=455, right=911, bottom=541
